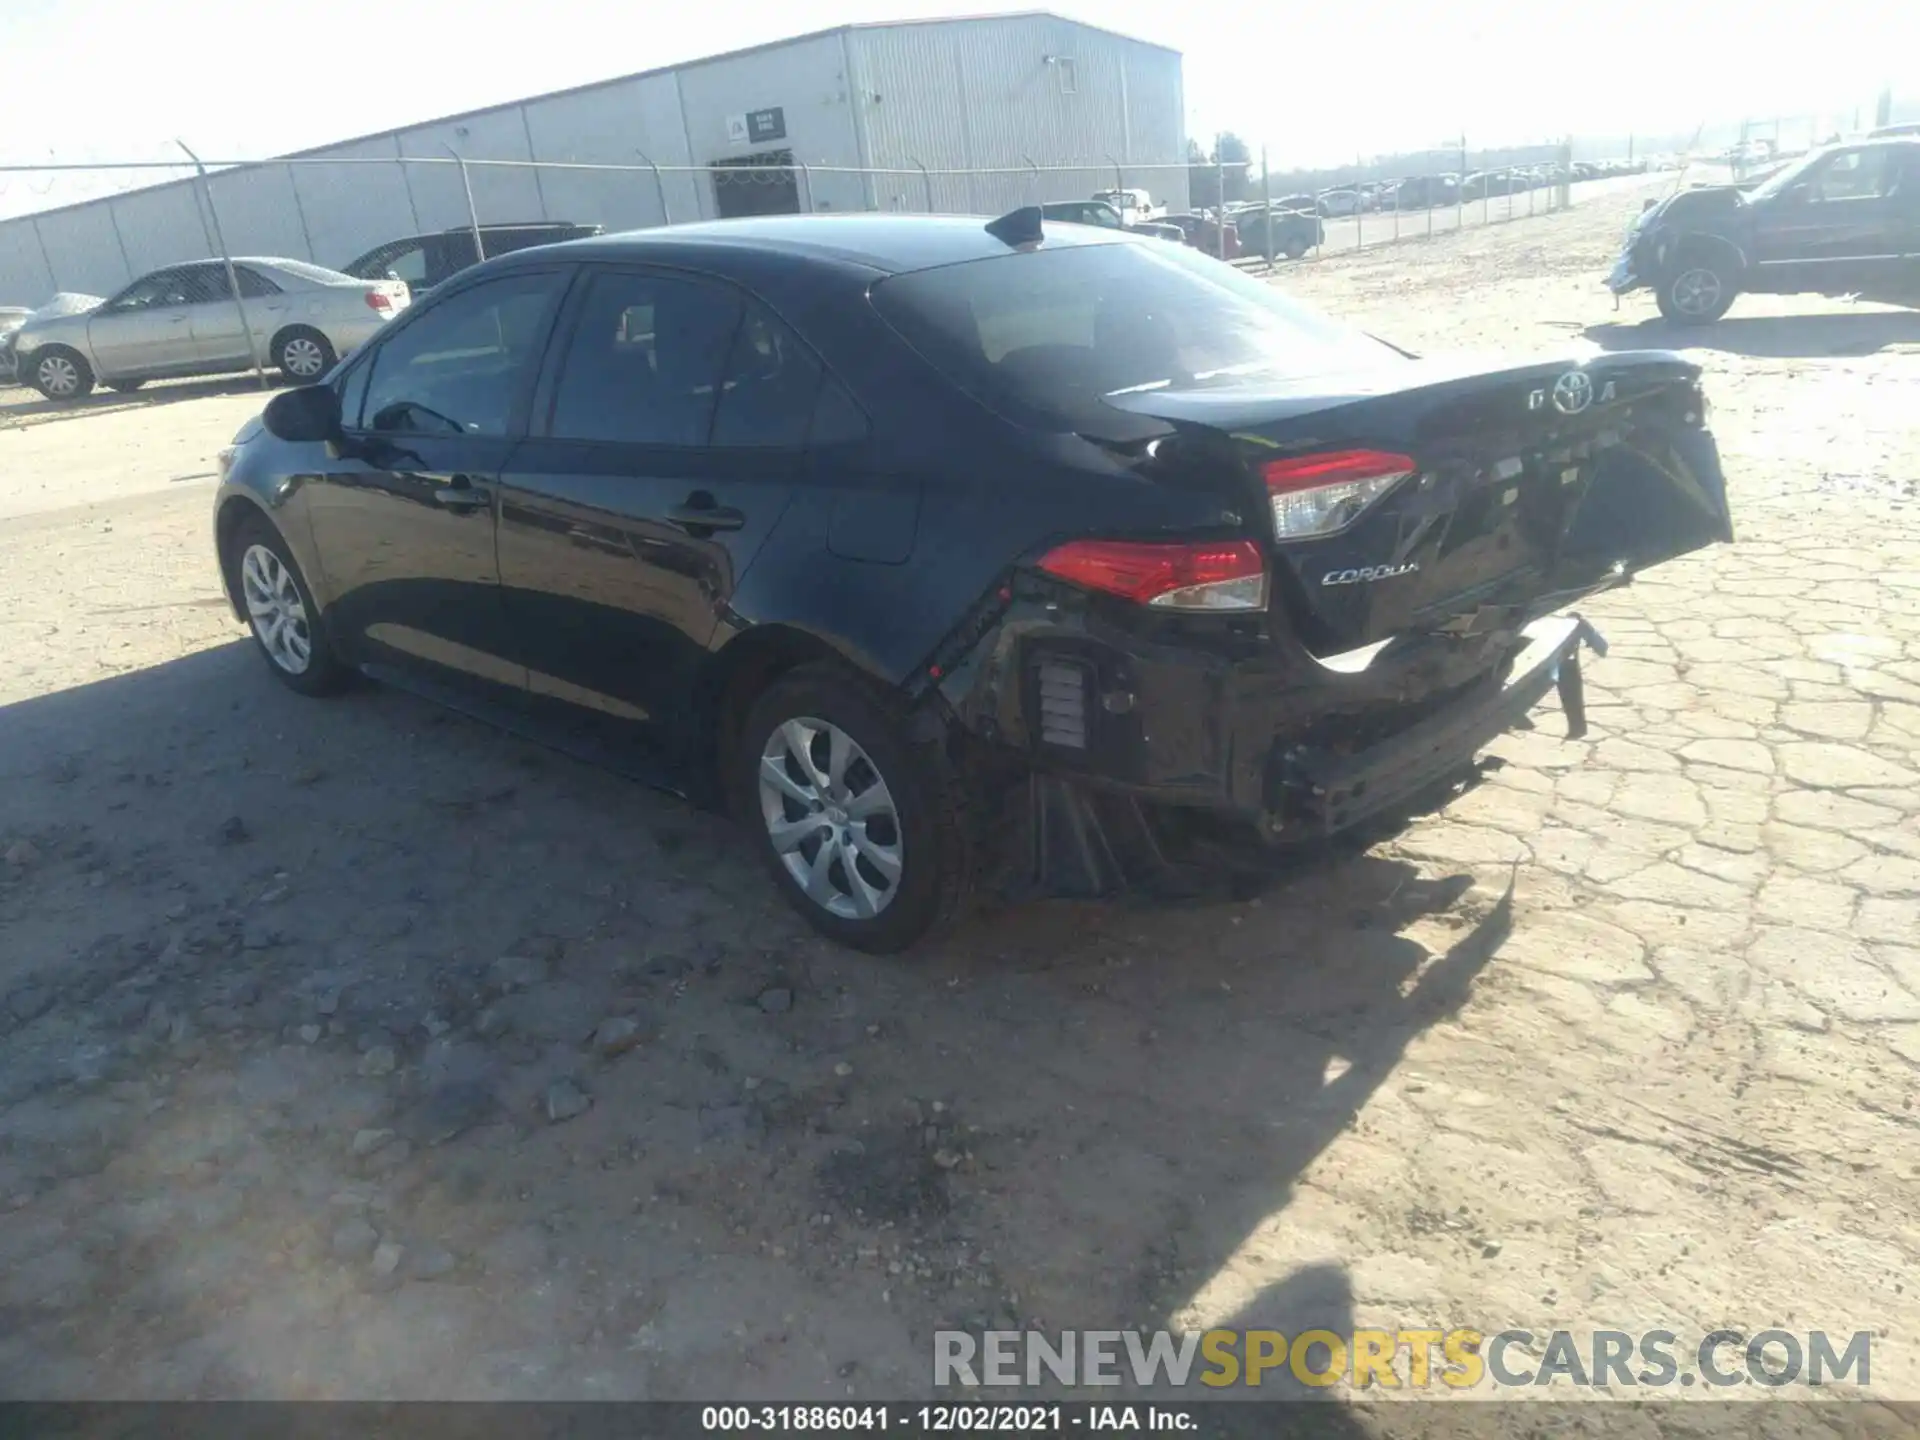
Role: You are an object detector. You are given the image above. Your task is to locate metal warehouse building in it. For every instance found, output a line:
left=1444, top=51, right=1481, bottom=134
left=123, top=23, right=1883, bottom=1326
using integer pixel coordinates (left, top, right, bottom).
left=0, top=12, right=1185, bottom=303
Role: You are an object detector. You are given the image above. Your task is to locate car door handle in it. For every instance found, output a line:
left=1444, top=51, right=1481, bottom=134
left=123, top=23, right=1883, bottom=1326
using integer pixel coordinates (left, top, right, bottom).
left=432, top=480, right=492, bottom=511
left=664, top=502, right=745, bottom=533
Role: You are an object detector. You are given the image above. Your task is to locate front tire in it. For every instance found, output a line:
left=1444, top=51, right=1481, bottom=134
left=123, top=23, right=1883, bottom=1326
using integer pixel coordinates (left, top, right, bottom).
left=274, top=327, right=336, bottom=383
left=226, top=513, right=350, bottom=696
left=30, top=347, right=93, bottom=401
left=1657, top=261, right=1737, bottom=324
left=732, top=666, right=972, bottom=953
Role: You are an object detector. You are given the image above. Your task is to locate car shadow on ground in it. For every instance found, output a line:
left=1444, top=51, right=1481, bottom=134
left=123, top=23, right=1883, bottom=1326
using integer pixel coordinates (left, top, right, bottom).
left=1584, top=308, right=1920, bottom=358
left=0, top=371, right=284, bottom=427
left=0, top=643, right=1512, bottom=1401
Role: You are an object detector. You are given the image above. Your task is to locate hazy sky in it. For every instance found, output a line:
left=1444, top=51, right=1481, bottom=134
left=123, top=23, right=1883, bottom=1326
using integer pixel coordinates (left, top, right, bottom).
left=0, top=0, right=1906, bottom=218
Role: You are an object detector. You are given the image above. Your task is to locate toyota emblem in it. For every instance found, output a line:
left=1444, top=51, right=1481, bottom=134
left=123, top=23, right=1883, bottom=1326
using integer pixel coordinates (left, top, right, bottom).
left=1551, top=371, right=1594, bottom=415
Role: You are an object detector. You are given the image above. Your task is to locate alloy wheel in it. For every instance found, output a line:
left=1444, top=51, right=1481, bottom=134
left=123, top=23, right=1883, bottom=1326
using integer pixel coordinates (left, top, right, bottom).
left=37, top=355, right=80, bottom=398
left=281, top=336, right=327, bottom=378
left=1670, top=268, right=1722, bottom=318
left=758, top=716, right=904, bottom=920
left=240, top=543, right=313, bottom=675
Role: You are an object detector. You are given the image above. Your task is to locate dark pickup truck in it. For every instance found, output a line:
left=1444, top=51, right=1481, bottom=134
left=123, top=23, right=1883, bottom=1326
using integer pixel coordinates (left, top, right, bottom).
left=1607, top=137, right=1920, bottom=322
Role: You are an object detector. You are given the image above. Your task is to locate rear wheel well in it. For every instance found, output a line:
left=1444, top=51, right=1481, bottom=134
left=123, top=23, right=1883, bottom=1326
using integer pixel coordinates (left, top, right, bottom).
left=693, top=627, right=867, bottom=808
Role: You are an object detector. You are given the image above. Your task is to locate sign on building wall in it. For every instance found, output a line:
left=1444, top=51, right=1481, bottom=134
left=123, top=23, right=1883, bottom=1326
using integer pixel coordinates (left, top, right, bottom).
left=726, top=107, right=788, bottom=146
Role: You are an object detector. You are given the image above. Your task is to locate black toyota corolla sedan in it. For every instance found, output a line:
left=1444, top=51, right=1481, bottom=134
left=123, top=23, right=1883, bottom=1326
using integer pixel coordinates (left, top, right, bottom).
left=213, top=209, right=1732, bottom=951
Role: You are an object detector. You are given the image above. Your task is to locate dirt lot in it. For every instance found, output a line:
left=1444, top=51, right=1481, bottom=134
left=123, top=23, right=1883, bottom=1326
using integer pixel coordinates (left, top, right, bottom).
left=2, top=182, right=1918, bottom=1420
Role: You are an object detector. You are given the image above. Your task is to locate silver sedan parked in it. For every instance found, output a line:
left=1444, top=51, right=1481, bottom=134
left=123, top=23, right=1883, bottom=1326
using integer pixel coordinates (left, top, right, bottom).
left=12, top=258, right=409, bottom=401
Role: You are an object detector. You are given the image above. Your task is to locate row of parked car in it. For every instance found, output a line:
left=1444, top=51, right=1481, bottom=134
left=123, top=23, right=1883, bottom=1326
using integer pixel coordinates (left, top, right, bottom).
left=1039, top=196, right=1326, bottom=263
left=1230, top=156, right=1677, bottom=220
left=1, top=221, right=601, bottom=400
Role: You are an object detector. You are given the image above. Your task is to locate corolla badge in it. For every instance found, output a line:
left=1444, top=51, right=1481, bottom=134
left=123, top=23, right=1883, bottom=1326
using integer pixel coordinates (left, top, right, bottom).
left=1322, top=562, right=1420, bottom=586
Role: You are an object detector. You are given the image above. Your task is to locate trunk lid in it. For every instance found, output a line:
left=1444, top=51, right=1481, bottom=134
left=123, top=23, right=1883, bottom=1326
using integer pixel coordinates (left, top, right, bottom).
left=1103, top=350, right=1731, bottom=655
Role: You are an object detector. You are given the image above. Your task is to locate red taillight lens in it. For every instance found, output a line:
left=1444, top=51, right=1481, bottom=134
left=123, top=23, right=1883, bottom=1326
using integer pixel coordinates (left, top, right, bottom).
left=1262, top=448, right=1416, bottom=540
left=1036, top=539, right=1267, bottom=611
left=365, top=290, right=392, bottom=313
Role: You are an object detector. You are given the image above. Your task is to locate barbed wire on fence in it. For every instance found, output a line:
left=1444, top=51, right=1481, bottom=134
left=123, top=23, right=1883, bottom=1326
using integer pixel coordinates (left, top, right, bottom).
left=0, top=141, right=1689, bottom=305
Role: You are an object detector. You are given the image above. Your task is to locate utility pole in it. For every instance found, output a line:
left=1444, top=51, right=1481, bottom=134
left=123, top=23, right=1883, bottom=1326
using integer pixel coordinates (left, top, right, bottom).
left=177, top=140, right=267, bottom=391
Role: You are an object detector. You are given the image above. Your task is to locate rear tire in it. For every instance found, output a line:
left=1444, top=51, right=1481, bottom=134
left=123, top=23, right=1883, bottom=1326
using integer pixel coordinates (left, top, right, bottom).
left=731, top=665, right=972, bottom=953
left=274, top=327, right=336, bottom=383
left=30, top=347, right=93, bottom=401
left=225, top=512, right=350, bottom=697
left=1656, top=260, right=1737, bottom=324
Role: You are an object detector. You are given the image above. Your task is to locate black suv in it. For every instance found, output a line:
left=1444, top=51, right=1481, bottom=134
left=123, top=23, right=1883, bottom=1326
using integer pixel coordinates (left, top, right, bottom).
left=343, top=222, right=603, bottom=297
left=1607, top=138, right=1920, bottom=322
left=1232, top=201, right=1324, bottom=260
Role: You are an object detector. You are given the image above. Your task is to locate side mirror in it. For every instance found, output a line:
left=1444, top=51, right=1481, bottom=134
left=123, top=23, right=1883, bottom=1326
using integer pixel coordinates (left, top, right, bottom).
left=262, top=384, right=341, bottom=443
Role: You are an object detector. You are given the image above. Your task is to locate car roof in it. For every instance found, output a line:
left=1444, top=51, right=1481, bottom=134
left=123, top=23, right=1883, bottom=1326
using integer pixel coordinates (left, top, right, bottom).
left=1808, top=135, right=1920, bottom=151
left=435, top=221, right=593, bottom=235
left=530, top=213, right=1135, bottom=275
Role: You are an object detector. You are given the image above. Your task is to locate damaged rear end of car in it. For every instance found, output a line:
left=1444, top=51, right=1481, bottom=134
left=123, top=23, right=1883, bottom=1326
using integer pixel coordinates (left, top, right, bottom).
left=875, top=238, right=1733, bottom=897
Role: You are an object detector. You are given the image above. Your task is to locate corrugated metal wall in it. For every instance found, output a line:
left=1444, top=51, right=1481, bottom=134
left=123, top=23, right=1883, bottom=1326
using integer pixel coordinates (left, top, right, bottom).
left=520, top=74, right=703, bottom=233
left=676, top=32, right=867, bottom=216
left=851, top=16, right=1188, bottom=216
left=0, top=16, right=1184, bottom=306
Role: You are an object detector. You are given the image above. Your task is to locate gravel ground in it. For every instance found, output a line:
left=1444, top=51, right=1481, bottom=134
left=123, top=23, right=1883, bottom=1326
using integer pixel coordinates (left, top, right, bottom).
left=1, top=180, right=1917, bottom=1419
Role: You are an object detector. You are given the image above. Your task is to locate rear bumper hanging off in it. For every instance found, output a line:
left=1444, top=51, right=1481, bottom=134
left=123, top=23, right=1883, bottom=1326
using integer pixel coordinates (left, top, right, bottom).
left=1276, top=614, right=1606, bottom=835
left=1004, top=614, right=1607, bottom=900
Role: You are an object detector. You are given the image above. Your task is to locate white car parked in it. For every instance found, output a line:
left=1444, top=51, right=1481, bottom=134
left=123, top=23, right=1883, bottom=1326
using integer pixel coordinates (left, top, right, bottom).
left=12, top=258, right=409, bottom=401
left=1090, top=188, right=1165, bottom=225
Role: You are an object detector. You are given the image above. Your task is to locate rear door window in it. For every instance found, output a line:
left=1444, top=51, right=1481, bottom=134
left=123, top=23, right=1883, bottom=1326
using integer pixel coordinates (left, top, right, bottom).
left=1808, top=148, right=1896, bottom=201
left=178, top=264, right=234, bottom=305
left=545, top=268, right=742, bottom=446
left=356, top=269, right=566, bottom=435
left=433, top=233, right=481, bottom=282
left=871, top=241, right=1393, bottom=433
left=711, top=303, right=825, bottom=447
left=378, top=244, right=431, bottom=287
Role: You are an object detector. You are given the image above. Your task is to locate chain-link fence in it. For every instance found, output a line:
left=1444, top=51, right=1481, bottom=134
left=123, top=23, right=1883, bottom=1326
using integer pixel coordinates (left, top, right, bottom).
left=0, top=144, right=1669, bottom=320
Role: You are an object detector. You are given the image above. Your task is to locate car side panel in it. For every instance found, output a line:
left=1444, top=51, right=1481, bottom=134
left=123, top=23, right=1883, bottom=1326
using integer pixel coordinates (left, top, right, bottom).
left=724, top=422, right=1235, bottom=690
left=87, top=303, right=196, bottom=378
left=664, top=251, right=1236, bottom=688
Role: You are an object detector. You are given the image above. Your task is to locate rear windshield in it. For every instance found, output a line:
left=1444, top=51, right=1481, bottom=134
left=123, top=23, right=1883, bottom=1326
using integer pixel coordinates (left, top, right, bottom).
left=871, top=240, right=1396, bottom=433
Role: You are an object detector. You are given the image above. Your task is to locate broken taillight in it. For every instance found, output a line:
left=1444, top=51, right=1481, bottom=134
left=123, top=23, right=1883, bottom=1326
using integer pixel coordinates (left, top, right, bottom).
left=1263, top=449, right=1416, bottom=540
left=1036, top=539, right=1267, bottom=611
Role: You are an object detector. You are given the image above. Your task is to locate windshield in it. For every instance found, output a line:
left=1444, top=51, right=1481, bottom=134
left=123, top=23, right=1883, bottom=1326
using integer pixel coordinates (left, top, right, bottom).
left=1745, top=149, right=1824, bottom=202
left=871, top=238, right=1397, bottom=433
